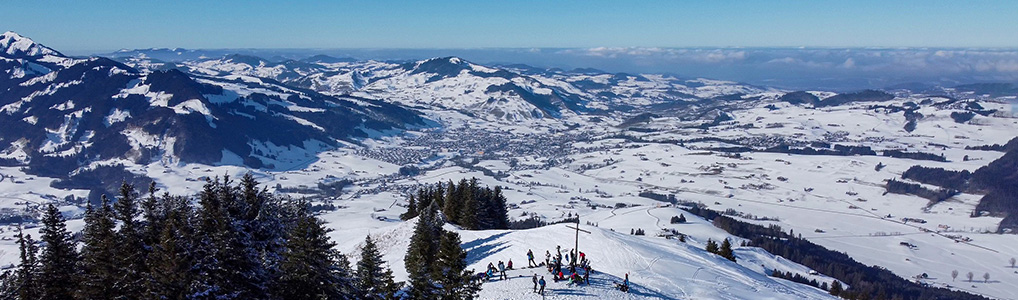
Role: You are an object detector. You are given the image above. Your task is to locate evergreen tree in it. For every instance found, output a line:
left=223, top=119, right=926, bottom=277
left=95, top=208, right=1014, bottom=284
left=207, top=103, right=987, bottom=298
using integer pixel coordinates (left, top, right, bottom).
left=719, top=238, right=736, bottom=262
left=401, top=195, right=419, bottom=221
left=277, top=201, right=357, bottom=300
left=705, top=239, right=719, bottom=254
left=356, top=236, right=399, bottom=300
left=189, top=179, right=231, bottom=298
left=15, top=227, right=38, bottom=300
left=489, top=186, right=509, bottom=229
left=141, top=181, right=163, bottom=247
left=0, top=270, right=18, bottom=300
left=442, top=181, right=460, bottom=223
left=113, top=182, right=148, bottom=298
left=405, top=203, right=442, bottom=299
left=458, top=179, right=478, bottom=229
left=830, top=280, right=843, bottom=296
left=240, top=173, right=287, bottom=298
left=146, top=195, right=194, bottom=300
left=435, top=231, right=480, bottom=300
left=38, top=204, right=78, bottom=300
left=77, top=197, right=117, bottom=299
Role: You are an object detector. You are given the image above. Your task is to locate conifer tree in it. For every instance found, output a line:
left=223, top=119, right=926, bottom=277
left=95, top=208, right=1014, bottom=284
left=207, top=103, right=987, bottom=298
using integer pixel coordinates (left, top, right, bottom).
left=189, top=179, right=231, bottom=298
left=277, top=201, right=357, bottom=300
left=830, top=280, right=843, bottom=296
left=405, top=203, right=442, bottom=299
left=146, top=195, right=194, bottom=300
left=435, top=231, right=480, bottom=300
left=459, top=182, right=479, bottom=229
left=443, top=181, right=460, bottom=223
left=401, top=195, right=419, bottom=221
left=113, top=182, right=148, bottom=297
left=705, top=239, right=719, bottom=254
left=77, top=196, right=117, bottom=299
left=719, top=238, right=736, bottom=262
left=15, top=227, right=38, bottom=300
left=490, top=186, right=509, bottom=229
left=356, top=236, right=399, bottom=300
left=38, top=204, right=78, bottom=300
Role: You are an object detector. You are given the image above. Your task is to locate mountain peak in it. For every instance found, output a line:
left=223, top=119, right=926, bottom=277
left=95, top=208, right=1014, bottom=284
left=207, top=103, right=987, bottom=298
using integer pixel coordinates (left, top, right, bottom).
left=0, top=31, right=62, bottom=58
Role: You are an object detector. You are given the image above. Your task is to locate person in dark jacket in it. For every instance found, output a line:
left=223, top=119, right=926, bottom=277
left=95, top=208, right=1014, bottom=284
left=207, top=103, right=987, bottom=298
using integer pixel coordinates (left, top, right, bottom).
left=539, top=276, right=547, bottom=295
left=532, top=274, right=539, bottom=292
left=528, top=249, right=537, bottom=267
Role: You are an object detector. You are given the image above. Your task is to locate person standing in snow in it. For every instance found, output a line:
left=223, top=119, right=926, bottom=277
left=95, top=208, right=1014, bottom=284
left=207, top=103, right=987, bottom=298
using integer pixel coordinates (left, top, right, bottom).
left=508, top=259, right=514, bottom=270
left=528, top=249, right=537, bottom=267
left=546, top=250, right=552, bottom=266
left=539, top=276, right=547, bottom=295
left=583, top=267, right=590, bottom=285
left=498, top=260, right=507, bottom=280
left=623, top=273, right=630, bottom=293
left=532, top=274, right=539, bottom=292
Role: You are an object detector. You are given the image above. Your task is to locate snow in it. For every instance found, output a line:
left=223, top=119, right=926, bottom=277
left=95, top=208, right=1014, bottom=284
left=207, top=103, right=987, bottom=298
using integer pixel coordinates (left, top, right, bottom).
left=104, top=108, right=131, bottom=126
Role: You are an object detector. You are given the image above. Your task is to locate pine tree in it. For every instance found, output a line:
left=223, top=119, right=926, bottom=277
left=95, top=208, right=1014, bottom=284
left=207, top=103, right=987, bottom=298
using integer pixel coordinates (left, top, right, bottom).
left=405, top=203, right=442, bottom=299
left=489, top=186, right=509, bottom=229
left=77, top=196, right=118, bottom=299
left=189, top=178, right=231, bottom=298
left=146, top=195, right=194, bottom=300
left=401, top=195, right=419, bottom=221
left=38, top=204, right=78, bottom=300
left=442, top=181, right=460, bottom=224
left=435, top=231, right=480, bottom=300
left=277, top=201, right=357, bottom=300
left=356, top=236, right=399, bottom=300
left=830, top=280, right=843, bottom=296
left=705, top=239, right=719, bottom=254
left=719, top=238, right=736, bottom=262
left=15, top=227, right=38, bottom=300
left=113, top=182, right=148, bottom=298
left=459, top=179, right=478, bottom=229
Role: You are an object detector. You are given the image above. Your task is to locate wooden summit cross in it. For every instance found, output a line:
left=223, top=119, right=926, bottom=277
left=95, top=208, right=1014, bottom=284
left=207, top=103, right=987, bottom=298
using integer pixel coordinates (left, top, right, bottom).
left=565, top=218, right=591, bottom=267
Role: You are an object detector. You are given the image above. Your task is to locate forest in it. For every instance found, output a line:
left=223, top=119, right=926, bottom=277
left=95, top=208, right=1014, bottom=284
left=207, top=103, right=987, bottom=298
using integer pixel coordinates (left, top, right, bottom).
left=0, top=175, right=477, bottom=300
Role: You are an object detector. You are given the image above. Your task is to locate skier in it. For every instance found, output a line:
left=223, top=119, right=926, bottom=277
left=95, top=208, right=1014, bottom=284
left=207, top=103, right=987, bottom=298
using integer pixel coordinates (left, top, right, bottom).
left=545, top=250, right=552, bottom=266
left=528, top=249, right=537, bottom=267
left=539, top=276, right=547, bottom=295
left=532, top=274, right=539, bottom=292
left=583, top=267, right=590, bottom=285
left=623, top=273, right=630, bottom=292
left=508, top=259, right=514, bottom=270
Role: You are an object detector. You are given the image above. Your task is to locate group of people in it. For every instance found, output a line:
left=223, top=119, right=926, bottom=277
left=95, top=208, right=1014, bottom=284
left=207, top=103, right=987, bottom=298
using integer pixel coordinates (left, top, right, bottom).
left=477, top=245, right=631, bottom=296
left=529, top=245, right=596, bottom=295
left=484, top=259, right=514, bottom=281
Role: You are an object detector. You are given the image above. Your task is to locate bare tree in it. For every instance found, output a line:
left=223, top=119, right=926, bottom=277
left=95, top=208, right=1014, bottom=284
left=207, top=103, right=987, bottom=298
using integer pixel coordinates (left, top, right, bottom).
left=1011, top=257, right=1016, bottom=268
left=983, top=272, right=990, bottom=283
left=951, top=270, right=958, bottom=281
left=966, top=271, right=974, bottom=282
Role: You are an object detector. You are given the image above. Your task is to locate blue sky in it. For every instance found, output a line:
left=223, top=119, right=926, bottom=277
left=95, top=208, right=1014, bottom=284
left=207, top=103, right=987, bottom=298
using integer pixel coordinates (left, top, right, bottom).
left=6, top=0, right=1018, bottom=51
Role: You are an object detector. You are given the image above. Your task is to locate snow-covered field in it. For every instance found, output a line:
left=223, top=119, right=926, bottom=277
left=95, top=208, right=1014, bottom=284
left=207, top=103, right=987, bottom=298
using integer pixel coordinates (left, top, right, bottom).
left=4, top=42, right=1018, bottom=298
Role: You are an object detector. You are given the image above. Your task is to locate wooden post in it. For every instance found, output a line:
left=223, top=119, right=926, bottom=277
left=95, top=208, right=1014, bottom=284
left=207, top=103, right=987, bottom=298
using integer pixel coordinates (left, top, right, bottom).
left=566, top=219, right=591, bottom=268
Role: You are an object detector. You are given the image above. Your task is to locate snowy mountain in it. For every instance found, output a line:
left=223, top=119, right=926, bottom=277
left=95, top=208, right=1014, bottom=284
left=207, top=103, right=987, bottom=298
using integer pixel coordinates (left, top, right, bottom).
left=150, top=52, right=778, bottom=123
left=0, top=33, right=427, bottom=199
left=2, top=32, right=1018, bottom=299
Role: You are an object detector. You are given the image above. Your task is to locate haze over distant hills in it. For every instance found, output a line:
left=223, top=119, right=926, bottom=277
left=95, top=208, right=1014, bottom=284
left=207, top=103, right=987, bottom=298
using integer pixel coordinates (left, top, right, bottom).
left=102, top=47, right=1018, bottom=91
